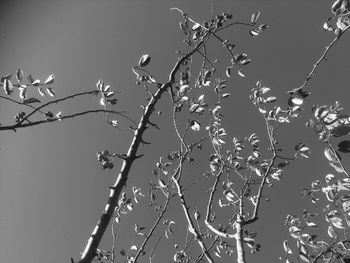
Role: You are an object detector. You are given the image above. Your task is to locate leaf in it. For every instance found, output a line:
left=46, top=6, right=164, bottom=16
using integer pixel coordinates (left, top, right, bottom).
left=329, top=161, right=344, bottom=173
left=225, top=191, right=235, bottom=202
left=306, top=221, right=317, bottom=228
left=214, top=251, right=221, bottom=258
left=226, top=67, right=232, bottom=78
left=130, top=245, right=137, bottom=251
left=238, top=68, right=245, bottom=77
left=299, top=252, right=310, bottom=263
left=251, top=11, right=260, bottom=24
left=338, top=140, right=350, bottom=153
left=46, top=87, right=55, bottom=97
left=330, top=216, right=345, bottom=229
left=27, top=74, right=34, bottom=84
left=138, top=54, right=151, bottom=67
left=16, top=68, right=23, bottom=82
left=38, top=87, right=46, bottom=96
left=291, top=96, right=303, bottom=105
left=158, top=179, right=166, bottom=188
left=100, top=97, right=106, bottom=106
left=19, top=86, right=27, bottom=100
left=325, top=173, right=335, bottom=183
left=265, top=96, right=277, bottom=103
left=111, top=120, right=119, bottom=127
left=194, top=210, right=200, bottom=220
left=32, top=79, right=41, bottom=86
left=283, top=240, right=292, bottom=254
left=331, top=125, right=350, bottom=137
left=3, top=79, right=14, bottom=95
left=23, top=97, right=41, bottom=104
left=327, top=225, right=337, bottom=238
left=222, top=93, right=231, bottom=98
left=44, top=74, right=55, bottom=85
left=332, top=0, right=343, bottom=14
left=260, top=87, right=270, bottom=94
left=190, top=120, right=201, bottom=131
left=324, top=147, right=340, bottom=162
left=249, top=29, right=260, bottom=36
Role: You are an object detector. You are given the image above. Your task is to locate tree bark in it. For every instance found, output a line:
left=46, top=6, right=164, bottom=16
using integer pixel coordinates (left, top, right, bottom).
left=235, top=217, right=246, bottom=263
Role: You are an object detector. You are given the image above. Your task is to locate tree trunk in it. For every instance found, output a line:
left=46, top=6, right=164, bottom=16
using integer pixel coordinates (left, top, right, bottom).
left=235, top=217, right=246, bottom=263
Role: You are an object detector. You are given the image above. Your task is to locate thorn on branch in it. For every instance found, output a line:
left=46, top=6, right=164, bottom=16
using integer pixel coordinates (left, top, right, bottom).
left=148, top=120, right=160, bottom=130
left=113, top=153, right=128, bottom=160
left=134, top=154, right=144, bottom=159
left=141, top=138, right=151, bottom=145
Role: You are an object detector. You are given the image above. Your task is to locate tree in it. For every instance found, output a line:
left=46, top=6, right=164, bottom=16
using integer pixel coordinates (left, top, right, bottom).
left=0, top=1, right=349, bottom=263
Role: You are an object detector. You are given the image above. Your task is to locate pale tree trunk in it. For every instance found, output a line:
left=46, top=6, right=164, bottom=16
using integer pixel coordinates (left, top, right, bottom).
left=235, top=217, right=246, bottom=263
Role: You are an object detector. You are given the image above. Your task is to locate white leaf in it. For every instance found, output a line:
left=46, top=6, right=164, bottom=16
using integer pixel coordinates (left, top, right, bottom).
left=226, top=67, right=232, bottom=78
left=19, top=86, right=27, bottom=100
left=291, top=97, right=303, bottom=105
left=44, top=74, right=55, bottom=85
left=251, top=11, right=260, bottom=24
left=265, top=96, right=277, bottom=103
left=238, top=68, right=245, bottom=77
left=46, top=87, right=55, bottom=97
left=138, top=54, right=151, bottom=67
left=260, top=87, right=270, bottom=94
left=190, top=120, right=201, bottom=131
left=38, top=87, right=46, bottom=97
left=16, top=68, right=23, bottom=82
left=100, top=97, right=106, bottom=106
left=327, top=225, right=337, bottom=238
left=283, top=240, right=292, bottom=254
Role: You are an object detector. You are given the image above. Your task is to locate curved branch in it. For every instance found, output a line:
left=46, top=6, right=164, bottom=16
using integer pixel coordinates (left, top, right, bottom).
left=289, top=24, right=350, bottom=94
left=78, top=32, right=210, bottom=263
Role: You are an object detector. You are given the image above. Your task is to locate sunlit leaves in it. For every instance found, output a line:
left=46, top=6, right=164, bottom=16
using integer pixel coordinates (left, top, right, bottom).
left=18, top=85, right=27, bottom=100
left=164, top=219, right=175, bottom=239
left=250, top=11, right=260, bottom=25
left=46, top=87, right=55, bottom=97
left=221, top=92, right=230, bottom=98
left=3, top=78, right=14, bottom=95
left=327, top=225, right=337, bottom=238
left=298, top=251, right=310, bottom=263
left=283, top=240, right=292, bottom=254
left=289, top=226, right=301, bottom=239
left=225, top=67, right=232, bottom=78
left=111, top=120, right=119, bottom=128
left=38, top=87, right=46, bottom=96
left=138, top=54, right=151, bottom=67
left=190, top=120, right=201, bottom=131
left=16, top=68, right=23, bottom=82
left=295, top=143, right=311, bottom=158
left=249, top=24, right=269, bottom=37
left=44, top=74, right=55, bottom=85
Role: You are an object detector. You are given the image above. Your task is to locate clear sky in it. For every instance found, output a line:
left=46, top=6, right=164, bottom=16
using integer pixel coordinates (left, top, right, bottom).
left=0, top=0, right=349, bottom=263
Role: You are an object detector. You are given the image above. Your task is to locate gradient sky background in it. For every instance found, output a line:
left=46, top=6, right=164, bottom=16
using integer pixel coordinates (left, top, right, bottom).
left=0, top=0, right=350, bottom=263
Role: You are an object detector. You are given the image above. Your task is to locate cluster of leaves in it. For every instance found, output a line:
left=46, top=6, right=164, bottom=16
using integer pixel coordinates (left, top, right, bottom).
left=81, top=2, right=350, bottom=263
left=1, top=70, right=61, bottom=123
left=96, top=150, right=115, bottom=170
left=2, top=69, right=56, bottom=99
left=283, top=208, right=350, bottom=263
left=324, top=0, right=350, bottom=34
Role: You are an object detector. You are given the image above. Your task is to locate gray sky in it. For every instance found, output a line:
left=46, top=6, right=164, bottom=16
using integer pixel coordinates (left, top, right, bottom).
left=0, top=0, right=349, bottom=262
